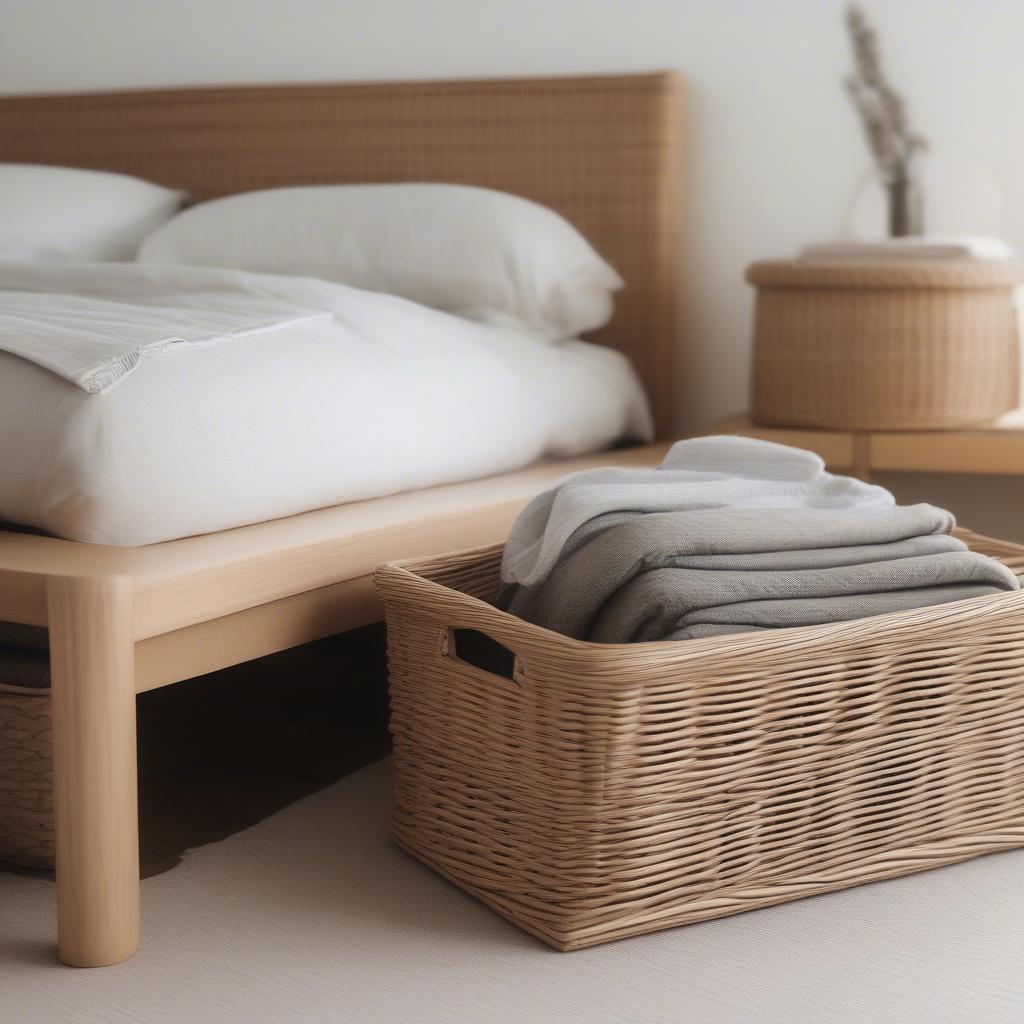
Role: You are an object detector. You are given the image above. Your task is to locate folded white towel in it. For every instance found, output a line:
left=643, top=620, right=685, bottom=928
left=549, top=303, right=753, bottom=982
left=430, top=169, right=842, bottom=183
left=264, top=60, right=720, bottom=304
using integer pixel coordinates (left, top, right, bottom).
left=501, top=436, right=894, bottom=589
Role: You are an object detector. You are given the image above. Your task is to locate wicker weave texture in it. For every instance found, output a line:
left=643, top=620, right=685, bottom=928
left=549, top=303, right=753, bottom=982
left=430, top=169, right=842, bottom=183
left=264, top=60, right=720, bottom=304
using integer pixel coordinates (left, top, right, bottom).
left=376, top=529, right=1024, bottom=950
left=0, top=685, right=53, bottom=870
left=747, top=260, right=1024, bottom=430
left=0, top=73, right=683, bottom=438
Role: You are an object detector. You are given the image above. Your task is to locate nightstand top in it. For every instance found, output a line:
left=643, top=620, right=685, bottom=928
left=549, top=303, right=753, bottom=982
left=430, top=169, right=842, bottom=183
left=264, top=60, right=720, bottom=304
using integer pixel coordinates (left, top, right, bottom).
left=746, top=259, right=1024, bottom=289
left=711, top=413, right=1024, bottom=478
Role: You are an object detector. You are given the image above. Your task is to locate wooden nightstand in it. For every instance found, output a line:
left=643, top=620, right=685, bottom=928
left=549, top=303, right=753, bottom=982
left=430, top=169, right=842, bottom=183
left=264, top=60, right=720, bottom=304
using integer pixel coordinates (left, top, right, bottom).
left=710, top=412, right=1024, bottom=481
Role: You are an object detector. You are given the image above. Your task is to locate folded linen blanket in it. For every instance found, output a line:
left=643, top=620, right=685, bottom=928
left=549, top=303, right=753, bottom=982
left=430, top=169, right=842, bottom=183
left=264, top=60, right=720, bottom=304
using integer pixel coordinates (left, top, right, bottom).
left=499, top=439, right=1021, bottom=643
left=592, top=549, right=1016, bottom=643
left=0, top=262, right=333, bottom=392
left=501, top=436, right=894, bottom=589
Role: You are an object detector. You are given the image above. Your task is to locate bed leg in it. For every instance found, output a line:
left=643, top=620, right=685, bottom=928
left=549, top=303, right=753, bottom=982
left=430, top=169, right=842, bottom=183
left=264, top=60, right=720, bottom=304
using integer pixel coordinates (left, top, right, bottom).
left=48, top=575, right=140, bottom=968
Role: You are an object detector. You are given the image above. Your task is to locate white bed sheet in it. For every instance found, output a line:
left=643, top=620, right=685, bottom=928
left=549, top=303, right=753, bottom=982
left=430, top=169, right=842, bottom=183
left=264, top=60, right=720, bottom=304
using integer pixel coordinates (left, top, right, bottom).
left=0, top=299, right=651, bottom=546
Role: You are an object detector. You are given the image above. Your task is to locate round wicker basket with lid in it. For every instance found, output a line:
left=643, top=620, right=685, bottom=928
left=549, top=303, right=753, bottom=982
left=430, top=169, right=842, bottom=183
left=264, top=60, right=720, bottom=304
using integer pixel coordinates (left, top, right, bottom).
left=747, top=259, right=1024, bottom=430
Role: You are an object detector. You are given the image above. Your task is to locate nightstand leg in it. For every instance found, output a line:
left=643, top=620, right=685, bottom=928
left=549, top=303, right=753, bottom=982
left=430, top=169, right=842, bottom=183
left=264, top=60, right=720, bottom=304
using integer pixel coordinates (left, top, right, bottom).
left=48, top=575, right=140, bottom=968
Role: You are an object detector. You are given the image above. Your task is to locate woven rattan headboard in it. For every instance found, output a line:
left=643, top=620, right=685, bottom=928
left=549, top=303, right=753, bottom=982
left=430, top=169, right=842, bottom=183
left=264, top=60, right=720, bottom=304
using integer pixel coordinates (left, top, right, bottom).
left=0, top=72, right=683, bottom=436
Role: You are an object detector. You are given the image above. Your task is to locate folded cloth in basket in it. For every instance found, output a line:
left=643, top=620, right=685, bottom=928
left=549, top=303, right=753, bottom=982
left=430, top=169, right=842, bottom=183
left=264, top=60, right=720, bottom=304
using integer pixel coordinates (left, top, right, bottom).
left=501, top=435, right=895, bottom=590
left=499, top=440, right=1021, bottom=642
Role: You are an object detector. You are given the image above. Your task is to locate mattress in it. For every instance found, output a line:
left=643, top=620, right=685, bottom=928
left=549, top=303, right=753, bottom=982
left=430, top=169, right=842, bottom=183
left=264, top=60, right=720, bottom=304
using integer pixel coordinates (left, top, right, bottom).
left=0, top=283, right=651, bottom=546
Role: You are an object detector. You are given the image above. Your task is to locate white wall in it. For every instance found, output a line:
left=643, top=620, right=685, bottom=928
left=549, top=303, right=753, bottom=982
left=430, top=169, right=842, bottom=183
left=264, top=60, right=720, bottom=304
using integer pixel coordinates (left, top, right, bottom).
left=5, top=0, right=1024, bottom=530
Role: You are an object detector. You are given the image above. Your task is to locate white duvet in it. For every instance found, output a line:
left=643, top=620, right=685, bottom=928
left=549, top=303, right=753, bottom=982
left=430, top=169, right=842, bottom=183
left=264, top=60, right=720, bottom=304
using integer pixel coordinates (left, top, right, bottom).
left=0, top=263, right=652, bottom=545
left=0, top=263, right=336, bottom=393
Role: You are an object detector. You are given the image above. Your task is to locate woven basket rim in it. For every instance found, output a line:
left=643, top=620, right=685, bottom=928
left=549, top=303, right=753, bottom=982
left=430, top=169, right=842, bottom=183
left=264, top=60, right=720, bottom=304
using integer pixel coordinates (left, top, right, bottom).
left=746, top=259, right=1024, bottom=289
left=377, top=530, right=1024, bottom=668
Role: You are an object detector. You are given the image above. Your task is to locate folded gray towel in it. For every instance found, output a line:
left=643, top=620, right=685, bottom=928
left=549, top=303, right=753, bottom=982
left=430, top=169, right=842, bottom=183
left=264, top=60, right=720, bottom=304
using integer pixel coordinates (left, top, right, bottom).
left=592, top=555, right=1016, bottom=642
left=500, top=436, right=896, bottom=590
left=500, top=505, right=1020, bottom=643
left=661, top=584, right=1012, bottom=640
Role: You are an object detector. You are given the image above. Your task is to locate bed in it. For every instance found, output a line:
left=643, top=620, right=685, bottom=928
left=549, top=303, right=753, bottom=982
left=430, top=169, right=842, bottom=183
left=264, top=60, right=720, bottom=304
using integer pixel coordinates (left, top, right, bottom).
left=0, top=71, right=683, bottom=966
left=0, top=263, right=653, bottom=545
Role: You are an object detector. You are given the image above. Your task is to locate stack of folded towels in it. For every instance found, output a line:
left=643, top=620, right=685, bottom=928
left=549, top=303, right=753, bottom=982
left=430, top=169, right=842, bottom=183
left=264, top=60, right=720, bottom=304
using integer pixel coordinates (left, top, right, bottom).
left=498, top=436, right=1020, bottom=642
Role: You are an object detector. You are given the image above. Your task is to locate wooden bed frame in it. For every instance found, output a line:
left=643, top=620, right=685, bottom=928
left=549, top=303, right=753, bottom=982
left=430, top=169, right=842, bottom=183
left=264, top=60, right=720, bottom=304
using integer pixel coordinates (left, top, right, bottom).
left=0, top=71, right=683, bottom=966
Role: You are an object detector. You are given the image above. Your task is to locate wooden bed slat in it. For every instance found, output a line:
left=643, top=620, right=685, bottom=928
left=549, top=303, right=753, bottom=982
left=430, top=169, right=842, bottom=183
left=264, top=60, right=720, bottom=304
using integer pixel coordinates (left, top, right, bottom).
left=134, top=577, right=379, bottom=692
left=0, top=443, right=670, bottom=640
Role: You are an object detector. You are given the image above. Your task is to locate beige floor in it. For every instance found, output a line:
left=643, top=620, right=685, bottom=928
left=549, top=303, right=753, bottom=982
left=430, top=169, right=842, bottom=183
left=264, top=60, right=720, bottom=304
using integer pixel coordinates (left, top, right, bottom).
left=2, top=757, right=1022, bottom=1024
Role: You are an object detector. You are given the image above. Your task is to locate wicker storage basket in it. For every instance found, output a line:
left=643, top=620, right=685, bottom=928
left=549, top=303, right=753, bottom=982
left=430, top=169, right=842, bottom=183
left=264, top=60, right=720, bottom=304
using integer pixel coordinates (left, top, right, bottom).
left=748, top=260, right=1024, bottom=430
left=375, top=529, right=1024, bottom=951
left=0, top=683, right=53, bottom=870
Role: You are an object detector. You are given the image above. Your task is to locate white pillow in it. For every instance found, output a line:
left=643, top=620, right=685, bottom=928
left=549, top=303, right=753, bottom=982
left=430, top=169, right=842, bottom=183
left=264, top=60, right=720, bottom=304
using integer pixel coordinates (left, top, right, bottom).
left=0, top=164, right=184, bottom=262
left=138, top=183, right=622, bottom=340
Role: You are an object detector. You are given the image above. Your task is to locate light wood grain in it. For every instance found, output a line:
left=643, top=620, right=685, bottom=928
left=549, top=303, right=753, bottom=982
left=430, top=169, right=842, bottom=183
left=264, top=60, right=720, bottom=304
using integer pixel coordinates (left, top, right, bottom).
left=134, top=577, right=380, bottom=691
left=0, top=444, right=669, bottom=637
left=128, top=443, right=668, bottom=639
left=713, top=413, right=1024, bottom=476
left=48, top=576, right=139, bottom=967
left=133, top=458, right=599, bottom=690
left=870, top=429, right=1024, bottom=475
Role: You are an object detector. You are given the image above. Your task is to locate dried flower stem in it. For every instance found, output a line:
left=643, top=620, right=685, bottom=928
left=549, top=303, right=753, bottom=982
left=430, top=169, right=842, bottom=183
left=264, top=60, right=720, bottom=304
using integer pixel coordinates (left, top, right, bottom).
left=844, top=4, right=927, bottom=185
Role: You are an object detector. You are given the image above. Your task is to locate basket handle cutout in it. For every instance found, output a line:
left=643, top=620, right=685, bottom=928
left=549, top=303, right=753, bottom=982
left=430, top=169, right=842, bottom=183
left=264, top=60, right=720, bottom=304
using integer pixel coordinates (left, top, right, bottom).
left=447, top=628, right=517, bottom=682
